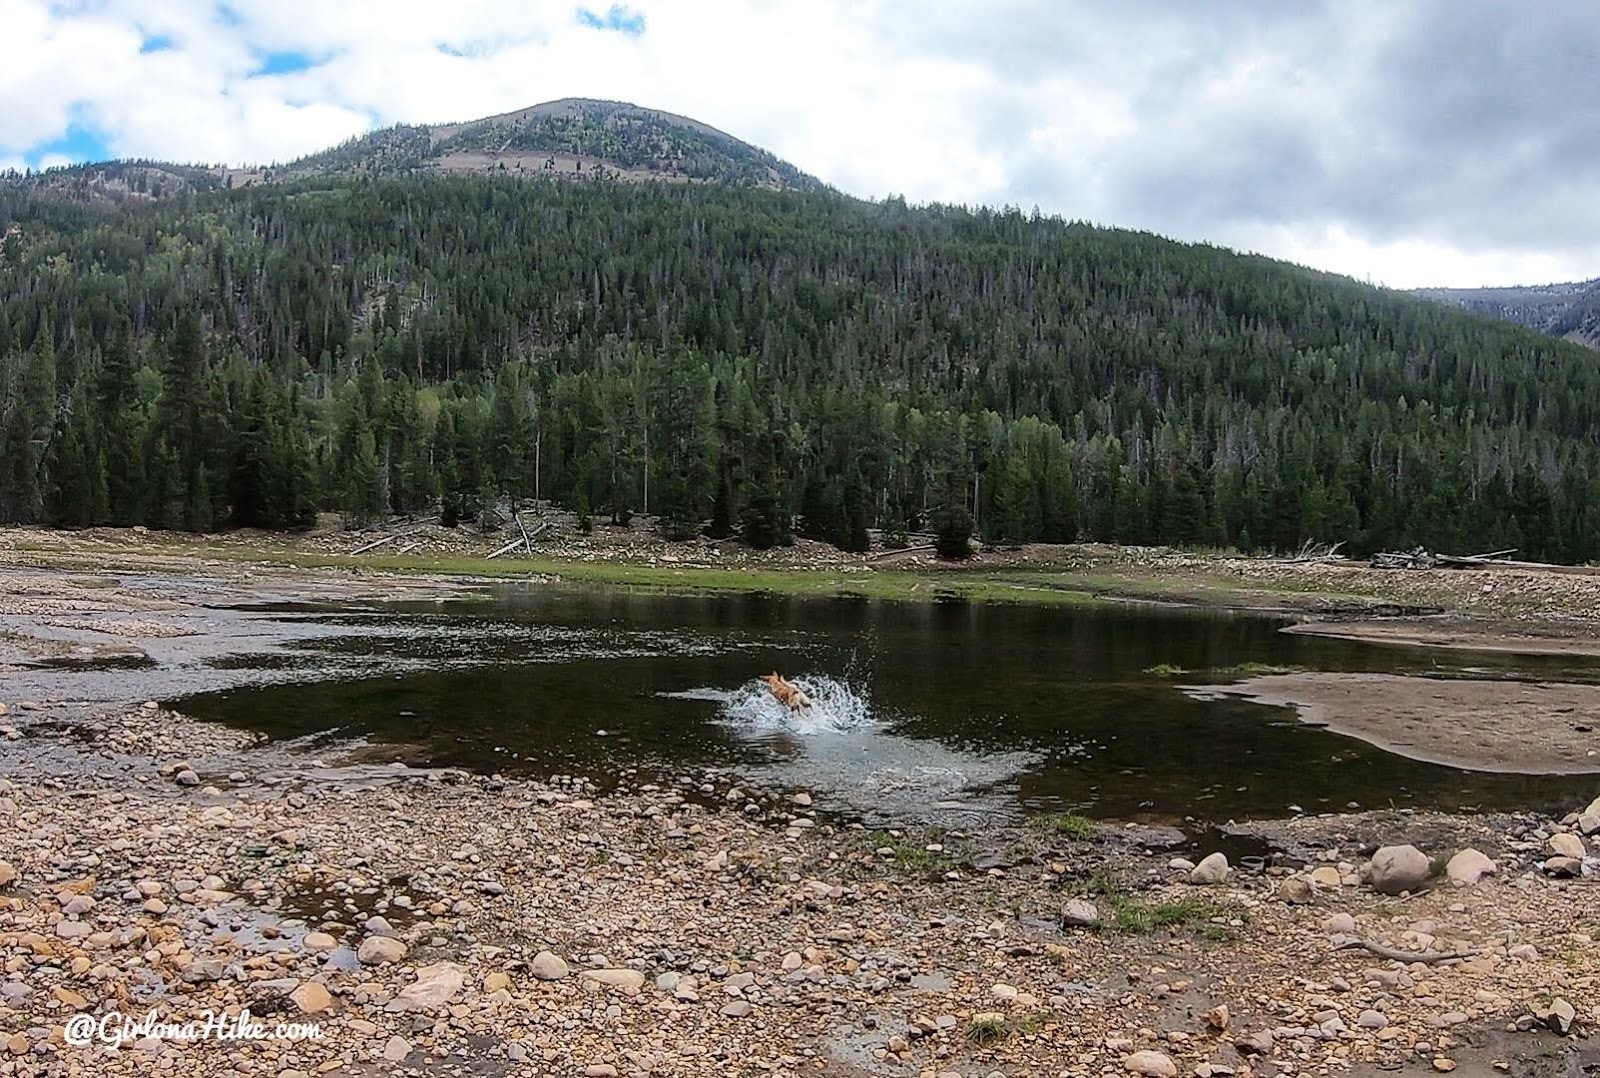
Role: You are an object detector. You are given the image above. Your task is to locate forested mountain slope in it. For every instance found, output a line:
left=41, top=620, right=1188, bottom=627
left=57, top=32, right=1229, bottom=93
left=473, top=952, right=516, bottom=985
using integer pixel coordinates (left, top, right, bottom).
left=2, top=173, right=1599, bottom=560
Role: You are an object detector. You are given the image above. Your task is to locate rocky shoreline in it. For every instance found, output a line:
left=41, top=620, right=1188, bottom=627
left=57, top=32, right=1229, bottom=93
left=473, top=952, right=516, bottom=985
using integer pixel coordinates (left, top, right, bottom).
left=1, top=696, right=1597, bottom=1078
left=2, top=550, right=1600, bottom=1076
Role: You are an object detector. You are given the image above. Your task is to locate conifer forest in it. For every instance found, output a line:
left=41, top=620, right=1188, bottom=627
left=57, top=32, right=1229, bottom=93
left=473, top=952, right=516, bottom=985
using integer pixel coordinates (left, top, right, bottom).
left=3, top=174, right=1598, bottom=560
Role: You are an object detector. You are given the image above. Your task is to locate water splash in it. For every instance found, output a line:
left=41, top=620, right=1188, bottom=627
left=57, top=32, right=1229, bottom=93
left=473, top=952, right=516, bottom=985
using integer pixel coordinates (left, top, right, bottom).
left=660, top=675, right=877, bottom=735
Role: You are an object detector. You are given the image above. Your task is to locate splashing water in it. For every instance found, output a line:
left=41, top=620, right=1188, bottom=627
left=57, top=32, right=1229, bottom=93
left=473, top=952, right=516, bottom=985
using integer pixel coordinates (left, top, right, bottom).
left=660, top=675, right=877, bottom=735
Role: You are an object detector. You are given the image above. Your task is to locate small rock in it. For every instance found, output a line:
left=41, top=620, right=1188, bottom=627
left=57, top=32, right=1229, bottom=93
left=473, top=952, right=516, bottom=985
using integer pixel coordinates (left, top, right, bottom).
left=356, top=936, right=407, bottom=965
left=1358, top=1009, right=1388, bottom=1030
left=1124, top=1050, right=1177, bottom=1077
left=381, top=1036, right=410, bottom=1062
left=531, top=950, right=570, bottom=980
left=302, top=931, right=337, bottom=953
left=0, top=861, right=17, bottom=889
left=1536, top=998, right=1576, bottom=1035
left=174, top=769, right=200, bottom=787
left=584, top=1067, right=618, bottom=1078
left=1368, top=844, right=1430, bottom=895
left=1189, top=852, right=1230, bottom=885
left=1543, top=856, right=1582, bottom=878
left=1548, top=833, right=1587, bottom=859
left=581, top=968, right=647, bottom=990
left=389, top=961, right=465, bottom=1012
left=1279, top=877, right=1314, bottom=904
left=1236, top=1031, right=1274, bottom=1055
left=1445, top=849, right=1496, bottom=886
left=1061, top=899, right=1100, bottom=927
left=720, top=1000, right=752, bottom=1018
left=1308, top=865, right=1342, bottom=888
left=1433, top=1059, right=1456, bottom=1073
left=288, top=982, right=333, bottom=1014
left=483, top=971, right=510, bottom=991
left=1322, top=912, right=1357, bottom=935
left=1201, top=1004, right=1230, bottom=1031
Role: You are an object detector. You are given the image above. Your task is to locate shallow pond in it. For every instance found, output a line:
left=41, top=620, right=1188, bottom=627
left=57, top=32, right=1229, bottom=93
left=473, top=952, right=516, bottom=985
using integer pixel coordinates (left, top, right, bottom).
left=177, top=585, right=1600, bottom=826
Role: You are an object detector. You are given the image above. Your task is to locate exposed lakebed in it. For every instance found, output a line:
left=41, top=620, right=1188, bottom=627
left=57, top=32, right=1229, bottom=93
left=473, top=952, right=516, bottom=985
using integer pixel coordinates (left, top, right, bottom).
left=156, top=584, right=1600, bottom=826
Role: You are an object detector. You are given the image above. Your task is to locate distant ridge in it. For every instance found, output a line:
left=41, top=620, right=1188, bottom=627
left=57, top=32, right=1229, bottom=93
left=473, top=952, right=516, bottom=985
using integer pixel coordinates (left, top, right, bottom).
left=4, top=97, right=825, bottom=202
left=1414, top=278, right=1600, bottom=350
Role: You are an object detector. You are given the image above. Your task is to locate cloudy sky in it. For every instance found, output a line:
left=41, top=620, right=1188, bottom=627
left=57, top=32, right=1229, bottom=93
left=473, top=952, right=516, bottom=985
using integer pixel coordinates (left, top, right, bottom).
left=3, top=0, right=1596, bottom=289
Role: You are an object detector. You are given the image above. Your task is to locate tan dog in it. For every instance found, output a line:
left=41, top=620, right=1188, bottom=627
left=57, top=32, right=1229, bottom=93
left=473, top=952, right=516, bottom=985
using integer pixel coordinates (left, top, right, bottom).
left=762, top=672, right=813, bottom=711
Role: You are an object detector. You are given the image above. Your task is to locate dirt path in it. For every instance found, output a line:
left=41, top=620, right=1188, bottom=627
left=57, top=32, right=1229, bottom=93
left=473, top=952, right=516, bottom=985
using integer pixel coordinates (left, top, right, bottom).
left=1192, top=672, right=1600, bottom=773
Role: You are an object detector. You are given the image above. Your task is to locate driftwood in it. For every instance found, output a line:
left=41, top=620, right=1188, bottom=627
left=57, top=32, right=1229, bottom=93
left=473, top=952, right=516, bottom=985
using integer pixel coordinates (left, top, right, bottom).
left=1370, top=546, right=1521, bottom=571
left=484, top=536, right=526, bottom=560
left=485, top=521, right=551, bottom=560
left=1371, top=546, right=1433, bottom=570
left=1333, top=939, right=1481, bottom=964
left=395, top=542, right=421, bottom=556
left=349, top=532, right=403, bottom=556
left=868, top=543, right=937, bottom=562
left=1290, top=539, right=1345, bottom=563
left=1434, top=548, right=1518, bottom=569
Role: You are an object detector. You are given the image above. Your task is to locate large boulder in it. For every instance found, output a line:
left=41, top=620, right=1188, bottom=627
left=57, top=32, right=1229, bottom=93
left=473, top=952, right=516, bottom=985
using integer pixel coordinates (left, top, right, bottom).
left=1368, top=845, right=1431, bottom=895
left=1444, top=848, right=1496, bottom=886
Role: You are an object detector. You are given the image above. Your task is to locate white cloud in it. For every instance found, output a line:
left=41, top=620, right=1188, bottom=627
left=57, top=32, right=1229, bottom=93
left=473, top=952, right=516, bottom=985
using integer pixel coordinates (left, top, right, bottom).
left=1, top=0, right=1595, bottom=289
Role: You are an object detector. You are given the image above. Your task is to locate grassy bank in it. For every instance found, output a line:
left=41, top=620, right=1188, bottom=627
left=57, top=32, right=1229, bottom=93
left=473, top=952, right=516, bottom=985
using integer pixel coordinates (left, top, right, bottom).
left=11, top=525, right=1585, bottom=620
left=162, top=544, right=1387, bottom=611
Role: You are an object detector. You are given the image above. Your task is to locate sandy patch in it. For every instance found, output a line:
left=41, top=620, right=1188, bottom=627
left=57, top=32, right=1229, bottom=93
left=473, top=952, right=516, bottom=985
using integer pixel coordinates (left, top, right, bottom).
left=1285, top=618, right=1600, bottom=657
left=1191, top=672, right=1600, bottom=773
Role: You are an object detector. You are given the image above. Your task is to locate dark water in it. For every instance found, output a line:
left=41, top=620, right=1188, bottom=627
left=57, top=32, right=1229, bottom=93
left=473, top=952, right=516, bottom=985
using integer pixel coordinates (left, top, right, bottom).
left=176, top=586, right=1600, bottom=826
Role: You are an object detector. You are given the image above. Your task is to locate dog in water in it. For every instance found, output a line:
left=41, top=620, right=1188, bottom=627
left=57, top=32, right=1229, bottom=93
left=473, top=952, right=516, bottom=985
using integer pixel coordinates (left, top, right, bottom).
left=762, top=672, right=813, bottom=711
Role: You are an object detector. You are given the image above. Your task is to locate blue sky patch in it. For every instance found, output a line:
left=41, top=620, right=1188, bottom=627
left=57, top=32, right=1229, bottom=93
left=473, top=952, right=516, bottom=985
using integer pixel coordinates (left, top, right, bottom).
left=577, top=4, right=646, bottom=36
left=254, top=50, right=317, bottom=76
left=139, top=33, right=175, bottom=54
left=25, top=122, right=112, bottom=169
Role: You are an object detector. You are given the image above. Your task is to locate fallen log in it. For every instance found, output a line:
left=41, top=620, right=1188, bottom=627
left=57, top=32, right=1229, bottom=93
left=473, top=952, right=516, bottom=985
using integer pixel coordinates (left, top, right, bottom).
left=485, top=536, right=526, bottom=560
left=1434, top=548, right=1518, bottom=569
left=867, top=544, right=937, bottom=562
left=349, top=532, right=403, bottom=556
left=1333, top=939, right=1480, bottom=964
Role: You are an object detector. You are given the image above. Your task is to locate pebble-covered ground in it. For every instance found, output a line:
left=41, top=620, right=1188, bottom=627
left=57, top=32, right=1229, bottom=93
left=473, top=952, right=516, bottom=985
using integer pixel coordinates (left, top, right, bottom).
left=1, top=698, right=1596, bottom=1078
left=2, top=539, right=1599, bottom=1076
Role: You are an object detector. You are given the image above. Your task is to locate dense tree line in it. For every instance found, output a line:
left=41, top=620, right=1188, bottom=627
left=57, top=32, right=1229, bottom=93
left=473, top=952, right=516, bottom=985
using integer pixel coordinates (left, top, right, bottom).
left=2, top=174, right=1598, bottom=559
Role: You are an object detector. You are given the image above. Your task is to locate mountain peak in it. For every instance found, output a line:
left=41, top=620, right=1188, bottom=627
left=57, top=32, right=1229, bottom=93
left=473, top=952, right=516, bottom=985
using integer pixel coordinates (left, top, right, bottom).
left=323, top=96, right=823, bottom=191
